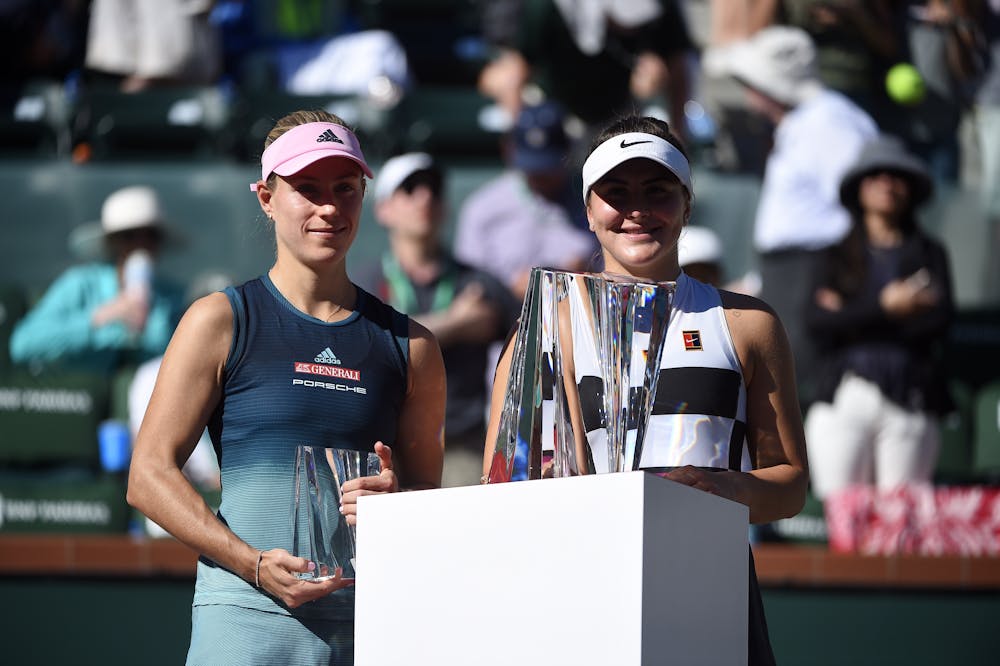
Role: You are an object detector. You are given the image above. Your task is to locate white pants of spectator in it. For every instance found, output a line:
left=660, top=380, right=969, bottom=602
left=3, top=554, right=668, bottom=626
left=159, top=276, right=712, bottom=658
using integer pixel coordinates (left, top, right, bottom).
left=85, top=0, right=220, bottom=83
left=805, top=372, right=940, bottom=500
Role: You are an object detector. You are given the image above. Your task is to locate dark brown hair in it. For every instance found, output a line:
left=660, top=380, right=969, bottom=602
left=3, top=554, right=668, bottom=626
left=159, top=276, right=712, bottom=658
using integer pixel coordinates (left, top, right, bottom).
left=588, top=115, right=689, bottom=160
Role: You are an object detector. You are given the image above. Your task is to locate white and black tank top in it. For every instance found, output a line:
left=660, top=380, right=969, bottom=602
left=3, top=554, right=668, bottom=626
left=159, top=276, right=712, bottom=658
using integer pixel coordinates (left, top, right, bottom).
left=570, top=272, right=750, bottom=473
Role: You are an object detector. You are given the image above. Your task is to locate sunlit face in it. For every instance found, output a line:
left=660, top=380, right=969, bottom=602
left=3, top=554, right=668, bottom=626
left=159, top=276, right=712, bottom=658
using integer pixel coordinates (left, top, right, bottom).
left=258, top=156, right=366, bottom=267
left=858, top=170, right=911, bottom=219
left=586, top=157, right=690, bottom=280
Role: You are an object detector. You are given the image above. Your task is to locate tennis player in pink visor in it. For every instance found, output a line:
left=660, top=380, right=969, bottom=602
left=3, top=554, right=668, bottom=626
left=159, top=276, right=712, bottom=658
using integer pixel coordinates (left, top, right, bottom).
left=128, top=110, right=445, bottom=665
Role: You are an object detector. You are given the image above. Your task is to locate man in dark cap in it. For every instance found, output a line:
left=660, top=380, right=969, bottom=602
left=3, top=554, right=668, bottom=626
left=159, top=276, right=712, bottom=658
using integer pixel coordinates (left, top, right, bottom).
left=454, top=101, right=597, bottom=301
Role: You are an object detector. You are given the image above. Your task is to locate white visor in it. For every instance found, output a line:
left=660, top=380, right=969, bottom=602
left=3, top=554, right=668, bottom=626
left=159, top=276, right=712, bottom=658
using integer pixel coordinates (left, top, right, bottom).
left=582, top=132, right=692, bottom=203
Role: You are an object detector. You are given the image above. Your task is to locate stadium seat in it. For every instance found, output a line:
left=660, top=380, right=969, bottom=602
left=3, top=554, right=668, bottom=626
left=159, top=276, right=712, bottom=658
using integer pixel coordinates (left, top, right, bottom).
left=0, top=469, right=130, bottom=534
left=74, top=84, right=230, bottom=160
left=354, top=0, right=486, bottom=86
left=0, top=283, right=27, bottom=375
left=391, top=86, right=503, bottom=160
left=943, top=307, right=1000, bottom=390
left=935, top=380, right=975, bottom=483
left=972, top=380, right=1000, bottom=480
left=0, top=370, right=109, bottom=466
left=763, top=489, right=827, bottom=544
left=0, top=79, right=72, bottom=158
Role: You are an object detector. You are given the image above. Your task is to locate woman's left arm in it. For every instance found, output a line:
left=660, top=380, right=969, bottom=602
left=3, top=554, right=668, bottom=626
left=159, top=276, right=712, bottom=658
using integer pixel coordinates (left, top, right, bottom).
left=339, top=320, right=445, bottom=524
left=394, top=319, right=447, bottom=490
left=665, top=292, right=809, bottom=524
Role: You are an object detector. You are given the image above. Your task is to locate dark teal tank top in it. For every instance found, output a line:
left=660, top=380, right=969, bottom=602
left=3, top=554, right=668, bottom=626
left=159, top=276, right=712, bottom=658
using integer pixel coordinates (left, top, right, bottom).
left=194, top=275, right=408, bottom=618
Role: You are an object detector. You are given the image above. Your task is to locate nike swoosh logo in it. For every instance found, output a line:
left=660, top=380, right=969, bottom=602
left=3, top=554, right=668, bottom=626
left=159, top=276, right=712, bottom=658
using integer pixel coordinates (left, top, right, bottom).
left=620, top=139, right=652, bottom=148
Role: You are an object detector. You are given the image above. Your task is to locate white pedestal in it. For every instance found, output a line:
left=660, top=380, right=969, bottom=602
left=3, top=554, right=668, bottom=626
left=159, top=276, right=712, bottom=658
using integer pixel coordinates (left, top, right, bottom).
left=355, top=472, right=749, bottom=665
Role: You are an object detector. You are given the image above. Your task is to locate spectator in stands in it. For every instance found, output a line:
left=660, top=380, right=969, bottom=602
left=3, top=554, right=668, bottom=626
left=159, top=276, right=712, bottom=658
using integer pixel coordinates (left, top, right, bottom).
left=0, top=0, right=90, bottom=86
left=902, top=0, right=987, bottom=183
left=354, top=152, right=517, bottom=487
left=975, top=2, right=1000, bottom=301
left=454, top=101, right=597, bottom=301
left=212, top=0, right=411, bottom=106
left=804, top=134, right=954, bottom=500
left=678, top=224, right=725, bottom=286
left=726, top=26, right=879, bottom=406
left=476, top=0, right=696, bottom=142
left=9, top=185, right=186, bottom=376
left=678, top=224, right=762, bottom=295
left=696, top=0, right=779, bottom=173
left=84, top=0, right=221, bottom=91
left=781, top=0, right=906, bottom=132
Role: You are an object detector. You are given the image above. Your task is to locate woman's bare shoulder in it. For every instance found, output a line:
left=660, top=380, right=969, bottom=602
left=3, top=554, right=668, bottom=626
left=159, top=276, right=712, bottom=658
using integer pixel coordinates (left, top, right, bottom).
left=719, top=289, right=780, bottom=329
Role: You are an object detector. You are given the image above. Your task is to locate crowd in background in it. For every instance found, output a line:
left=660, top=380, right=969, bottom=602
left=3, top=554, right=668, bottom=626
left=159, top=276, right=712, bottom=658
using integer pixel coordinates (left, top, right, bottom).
left=2, top=0, right=1000, bottom=545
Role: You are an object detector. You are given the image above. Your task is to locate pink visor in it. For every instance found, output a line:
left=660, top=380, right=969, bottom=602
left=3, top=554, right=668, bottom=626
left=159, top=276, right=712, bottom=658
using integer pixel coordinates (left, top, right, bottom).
left=250, top=122, right=373, bottom=191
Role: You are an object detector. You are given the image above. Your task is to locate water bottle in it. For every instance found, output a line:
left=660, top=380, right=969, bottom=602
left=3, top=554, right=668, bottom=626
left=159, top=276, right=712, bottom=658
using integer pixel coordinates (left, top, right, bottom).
left=122, top=249, right=153, bottom=332
left=98, top=419, right=132, bottom=473
left=122, top=249, right=153, bottom=301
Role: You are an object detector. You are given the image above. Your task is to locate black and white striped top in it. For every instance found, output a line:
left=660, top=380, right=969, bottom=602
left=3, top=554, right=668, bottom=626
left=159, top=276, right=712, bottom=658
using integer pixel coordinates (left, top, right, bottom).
left=569, top=272, right=750, bottom=473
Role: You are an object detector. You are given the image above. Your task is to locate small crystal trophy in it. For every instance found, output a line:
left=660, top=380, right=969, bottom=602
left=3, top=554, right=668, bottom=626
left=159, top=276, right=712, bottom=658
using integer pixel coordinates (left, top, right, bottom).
left=487, top=268, right=674, bottom=482
left=292, top=445, right=380, bottom=580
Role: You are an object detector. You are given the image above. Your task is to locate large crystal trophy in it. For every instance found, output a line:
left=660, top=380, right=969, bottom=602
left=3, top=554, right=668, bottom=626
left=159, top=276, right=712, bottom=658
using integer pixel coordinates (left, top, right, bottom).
left=487, top=268, right=675, bottom=482
left=292, top=445, right=380, bottom=580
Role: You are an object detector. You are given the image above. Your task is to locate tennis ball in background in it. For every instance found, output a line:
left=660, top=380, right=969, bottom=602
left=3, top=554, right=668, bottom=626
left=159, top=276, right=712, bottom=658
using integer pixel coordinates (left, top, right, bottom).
left=886, top=63, right=926, bottom=106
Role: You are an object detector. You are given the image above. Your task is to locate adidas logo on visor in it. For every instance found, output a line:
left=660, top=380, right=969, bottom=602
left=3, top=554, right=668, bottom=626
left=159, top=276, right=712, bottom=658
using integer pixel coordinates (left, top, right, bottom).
left=316, top=129, right=344, bottom=144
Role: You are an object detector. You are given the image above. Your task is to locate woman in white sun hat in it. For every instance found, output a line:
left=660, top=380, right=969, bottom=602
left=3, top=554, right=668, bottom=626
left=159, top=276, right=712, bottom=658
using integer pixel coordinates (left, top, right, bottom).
left=9, top=184, right=186, bottom=375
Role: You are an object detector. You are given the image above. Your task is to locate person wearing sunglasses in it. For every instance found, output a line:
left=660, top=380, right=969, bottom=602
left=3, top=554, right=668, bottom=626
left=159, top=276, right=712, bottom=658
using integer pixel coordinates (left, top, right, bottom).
left=356, top=152, right=517, bottom=488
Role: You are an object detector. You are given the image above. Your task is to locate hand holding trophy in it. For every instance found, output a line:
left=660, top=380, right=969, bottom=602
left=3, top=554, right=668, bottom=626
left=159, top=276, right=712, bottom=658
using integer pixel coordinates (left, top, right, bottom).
left=292, top=444, right=384, bottom=580
left=487, top=268, right=675, bottom=483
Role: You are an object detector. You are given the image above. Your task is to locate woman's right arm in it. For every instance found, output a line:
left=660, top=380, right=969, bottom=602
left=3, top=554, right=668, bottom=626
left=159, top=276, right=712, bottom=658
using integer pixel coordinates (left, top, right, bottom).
left=126, top=293, right=251, bottom=572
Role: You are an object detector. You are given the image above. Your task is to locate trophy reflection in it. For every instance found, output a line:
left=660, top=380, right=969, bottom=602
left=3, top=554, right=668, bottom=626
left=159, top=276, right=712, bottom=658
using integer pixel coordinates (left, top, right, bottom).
left=487, top=268, right=675, bottom=482
left=292, top=445, right=380, bottom=580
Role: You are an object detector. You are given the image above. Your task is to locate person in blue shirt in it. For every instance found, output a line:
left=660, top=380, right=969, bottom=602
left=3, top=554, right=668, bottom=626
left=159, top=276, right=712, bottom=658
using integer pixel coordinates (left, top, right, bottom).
left=9, top=185, right=186, bottom=375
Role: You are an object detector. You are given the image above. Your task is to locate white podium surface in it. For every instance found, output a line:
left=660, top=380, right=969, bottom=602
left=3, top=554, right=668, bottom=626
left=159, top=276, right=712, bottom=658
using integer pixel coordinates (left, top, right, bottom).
left=355, top=472, right=749, bottom=665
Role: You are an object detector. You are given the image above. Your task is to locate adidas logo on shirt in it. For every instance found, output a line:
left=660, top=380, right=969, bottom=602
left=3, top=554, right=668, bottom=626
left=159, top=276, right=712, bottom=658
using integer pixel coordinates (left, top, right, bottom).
left=314, top=347, right=341, bottom=365
left=316, top=129, right=343, bottom=144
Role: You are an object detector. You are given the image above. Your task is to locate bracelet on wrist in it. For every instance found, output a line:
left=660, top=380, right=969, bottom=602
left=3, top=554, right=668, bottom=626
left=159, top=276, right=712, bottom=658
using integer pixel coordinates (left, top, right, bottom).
left=254, top=551, right=264, bottom=589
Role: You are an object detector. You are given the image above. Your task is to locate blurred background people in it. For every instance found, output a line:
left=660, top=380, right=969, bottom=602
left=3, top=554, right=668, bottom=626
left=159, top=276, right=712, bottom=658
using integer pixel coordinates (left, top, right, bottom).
left=695, top=0, right=779, bottom=174
left=9, top=185, right=186, bottom=376
left=678, top=223, right=762, bottom=295
left=901, top=0, right=986, bottom=183
left=355, top=152, right=517, bottom=487
left=726, top=25, right=879, bottom=406
left=476, top=0, right=696, bottom=142
left=678, top=224, right=725, bottom=286
left=976, top=1, right=1000, bottom=303
left=804, top=135, right=954, bottom=500
left=454, top=101, right=597, bottom=302
left=780, top=0, right=906, bottom=131
left=84, top=0, right=222, bottom=91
